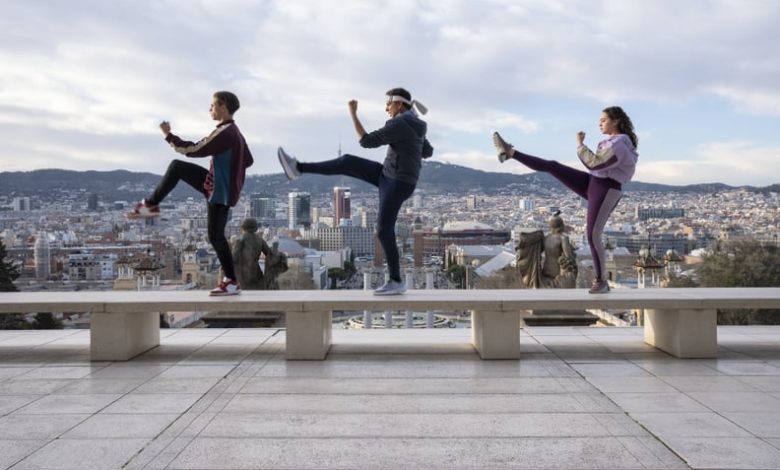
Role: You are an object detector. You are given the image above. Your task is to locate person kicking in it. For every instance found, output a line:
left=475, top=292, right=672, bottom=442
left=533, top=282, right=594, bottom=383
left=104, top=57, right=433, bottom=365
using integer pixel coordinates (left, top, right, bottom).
left=128, top=91, right=254, bottom=296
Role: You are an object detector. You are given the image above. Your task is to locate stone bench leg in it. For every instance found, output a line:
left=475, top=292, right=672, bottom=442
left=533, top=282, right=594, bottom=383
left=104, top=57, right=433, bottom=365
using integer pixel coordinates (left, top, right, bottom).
left=471, top=310, right=521, bottom=359
left=90, top=311, right=160, bottom=361
left=643, top=308, right=717, bottom=358
left=285, top=310, right=332, bottom=360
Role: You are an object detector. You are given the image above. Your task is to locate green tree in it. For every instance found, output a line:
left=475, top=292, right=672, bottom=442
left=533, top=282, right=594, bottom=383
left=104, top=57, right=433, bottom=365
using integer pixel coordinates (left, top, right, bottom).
left=0, top=238, right=28, bottom=329
left=32, top=313, right=63, bottom=329
left=698, top=240, right=780, bottom=324
left=0, top=238, right=19, bottom=292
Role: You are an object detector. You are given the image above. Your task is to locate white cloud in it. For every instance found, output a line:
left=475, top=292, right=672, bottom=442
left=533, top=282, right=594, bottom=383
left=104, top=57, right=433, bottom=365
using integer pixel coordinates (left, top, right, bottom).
left=0, top=0, right=778, bottom=186
left=635, top=141, right=780, bottom=187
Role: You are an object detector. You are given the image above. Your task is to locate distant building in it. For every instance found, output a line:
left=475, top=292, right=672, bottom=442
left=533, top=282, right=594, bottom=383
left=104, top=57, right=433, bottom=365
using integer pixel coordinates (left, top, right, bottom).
left=87, top=193, right=98, bottom=211
left=333, top=187, right=351, bottom=226
left=466, top=194, right=478, bottom=210
left=518, top=198, right=534, bottom=211
left=288, top=192, right=311, bottom=229
left=359, top=208, right=377, bottom=230
left=250, top=193, right=276, bottom=221
left=413, top=221, right=511, bottom=267
left=635, top=206, right=685, bottom=221
left=12, top=197, right=30, bottom=212
left=304, top=226, right=374, bottom=256
left=34, top=233, right=50, bottom=279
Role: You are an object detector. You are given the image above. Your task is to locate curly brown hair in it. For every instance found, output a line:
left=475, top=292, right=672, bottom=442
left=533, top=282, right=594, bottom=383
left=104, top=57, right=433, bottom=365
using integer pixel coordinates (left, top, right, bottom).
left=603, top=106, right=637, bottom=148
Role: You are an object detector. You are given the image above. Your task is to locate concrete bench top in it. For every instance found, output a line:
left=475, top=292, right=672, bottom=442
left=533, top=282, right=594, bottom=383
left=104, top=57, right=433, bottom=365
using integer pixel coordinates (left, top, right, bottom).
left=1, top=287, right=779, bottom=314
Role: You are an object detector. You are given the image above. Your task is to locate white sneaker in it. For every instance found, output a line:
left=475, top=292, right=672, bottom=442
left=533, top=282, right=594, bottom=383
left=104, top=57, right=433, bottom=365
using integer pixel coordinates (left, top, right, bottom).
left=210, top=278, right=241, bottom=296
left=373, top=279, right=407, bottom=296
left=126, top=199, right=161, bottom=219
left=492, top=131, right=514, bottom=163
left=277, top=147, right=301, bottom=181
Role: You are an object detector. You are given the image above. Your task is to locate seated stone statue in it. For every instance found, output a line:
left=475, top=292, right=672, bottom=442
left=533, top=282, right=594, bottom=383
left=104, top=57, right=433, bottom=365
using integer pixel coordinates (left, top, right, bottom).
left=515, top=212, right=578, bottom=289
left=231, top=218, right=287, bottom=290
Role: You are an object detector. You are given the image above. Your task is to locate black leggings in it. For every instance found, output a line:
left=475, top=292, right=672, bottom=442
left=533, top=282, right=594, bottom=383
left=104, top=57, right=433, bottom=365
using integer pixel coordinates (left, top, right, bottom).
left=148, top=160, right=236, bottom=280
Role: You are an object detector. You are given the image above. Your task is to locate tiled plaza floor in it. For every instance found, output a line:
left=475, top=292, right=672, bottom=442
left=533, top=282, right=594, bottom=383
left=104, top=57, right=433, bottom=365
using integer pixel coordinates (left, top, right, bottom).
left=1, top=326, right=780, bottom=469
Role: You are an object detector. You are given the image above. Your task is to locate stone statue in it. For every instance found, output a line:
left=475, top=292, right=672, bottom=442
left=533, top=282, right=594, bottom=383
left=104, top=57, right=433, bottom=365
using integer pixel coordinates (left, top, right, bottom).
left=516, top=212, right=578, bottom=289
left=231, top=218, right=288, bottom=290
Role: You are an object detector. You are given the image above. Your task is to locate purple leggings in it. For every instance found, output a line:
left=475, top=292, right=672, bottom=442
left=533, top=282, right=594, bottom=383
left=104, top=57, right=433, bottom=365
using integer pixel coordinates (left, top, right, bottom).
left=511, top=151, right=622, bottom=281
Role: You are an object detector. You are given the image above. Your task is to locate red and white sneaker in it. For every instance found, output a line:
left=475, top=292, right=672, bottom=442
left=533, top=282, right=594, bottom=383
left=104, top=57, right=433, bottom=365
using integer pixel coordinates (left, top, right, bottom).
left=209, top=278, right=241, bottom=296
left=126, top=199, right=160, bottom=219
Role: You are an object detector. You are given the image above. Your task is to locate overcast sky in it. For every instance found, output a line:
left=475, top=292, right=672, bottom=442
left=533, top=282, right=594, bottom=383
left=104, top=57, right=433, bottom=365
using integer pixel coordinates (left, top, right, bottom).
left=1, top=0, right=778, bottom=186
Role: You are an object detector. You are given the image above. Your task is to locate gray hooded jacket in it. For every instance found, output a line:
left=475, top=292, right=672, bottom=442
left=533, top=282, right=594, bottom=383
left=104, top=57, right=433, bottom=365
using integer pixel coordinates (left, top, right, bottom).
left=359, top=110, right=433, bottom=185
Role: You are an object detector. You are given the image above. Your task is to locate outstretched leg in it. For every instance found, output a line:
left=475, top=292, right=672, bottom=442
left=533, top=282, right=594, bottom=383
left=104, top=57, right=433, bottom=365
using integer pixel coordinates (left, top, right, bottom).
left=493, top=132, right=589, bottom=199
left=298, top=154, right=383, bottom=187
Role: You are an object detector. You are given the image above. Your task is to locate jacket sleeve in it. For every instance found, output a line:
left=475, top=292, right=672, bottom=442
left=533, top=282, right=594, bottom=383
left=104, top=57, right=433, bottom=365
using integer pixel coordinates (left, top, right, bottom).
left=359, top=119, right=403, bottom=149
left=166, top=124, right=234, bottom=158
left=422, top=139, right=434, bottom=159
left=577, top=136, right=631, bottom=170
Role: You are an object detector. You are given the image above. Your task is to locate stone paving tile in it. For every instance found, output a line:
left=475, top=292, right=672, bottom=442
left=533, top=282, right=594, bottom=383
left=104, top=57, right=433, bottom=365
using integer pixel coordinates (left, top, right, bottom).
left=710, top=361, right=780, bottom=376
left=687, top=391, right=780, bottom=413
left=14, top=393, right=122, bottom=415
left=603, top=392, right=711, bottom=413
left=167, top=437, right=662, bottom=469
left=722, top=412, right=780, bottom=438
left=0, top=413, right=88, bottom=439
left=737, top=375, right=780, bottom=392
left=660, top=375, right=760, bottom=392
left=0, top=367, right=33, bottom=380
left=0, top=378, right=72, bottom=395
left=586, top=376, right=678, bottom=393
left=16, top=366, right=103, bottom=380
left=0, top=439, right=47, bottom=469
left=62, top=413, right=179, bottom=438
left=100, top=393, right=202, bottom=414
left=13, top=438, right=150, bottom=470
left=0, top=395, right=42, bottom=415
left=200, top=412, right=621, bottom=438
left=570, top=362, right=653, bottom=377
left=630, top=412, right=753, bottom=437
left=663, top=437, right=780, bottom=469
left=54, top=377, right=147, bottom=394
left=134, top=376, right=222, bottom=394
left=239, top=376, right=597, bottom=394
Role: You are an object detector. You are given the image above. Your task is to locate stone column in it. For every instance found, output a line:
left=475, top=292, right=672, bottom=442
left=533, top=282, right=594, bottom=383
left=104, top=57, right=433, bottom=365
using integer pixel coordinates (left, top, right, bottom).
left=362, top=270, right=372, bottom=329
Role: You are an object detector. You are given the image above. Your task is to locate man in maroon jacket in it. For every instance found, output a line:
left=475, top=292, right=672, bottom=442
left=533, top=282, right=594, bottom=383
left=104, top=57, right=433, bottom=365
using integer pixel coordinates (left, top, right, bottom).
left=129, top=91, right=254, bottom=296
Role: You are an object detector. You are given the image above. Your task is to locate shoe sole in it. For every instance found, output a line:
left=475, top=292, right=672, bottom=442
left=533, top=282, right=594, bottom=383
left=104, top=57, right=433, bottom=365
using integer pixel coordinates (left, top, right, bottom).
left=209, top=291, right=241, bottom=296
left=492, top=132, right=512, bottom=163
left=277, top=148, right=298, bottom=181
left=372, top=290, right=407, bottom=296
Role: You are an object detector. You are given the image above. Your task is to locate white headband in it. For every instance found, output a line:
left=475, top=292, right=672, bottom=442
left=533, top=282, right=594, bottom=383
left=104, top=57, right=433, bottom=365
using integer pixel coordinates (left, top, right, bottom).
left=387, top=94, right=428, bottom=115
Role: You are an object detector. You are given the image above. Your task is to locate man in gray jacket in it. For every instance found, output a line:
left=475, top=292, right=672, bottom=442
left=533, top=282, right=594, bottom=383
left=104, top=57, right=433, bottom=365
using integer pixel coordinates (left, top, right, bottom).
left=278, top=87, right=433, bottom=295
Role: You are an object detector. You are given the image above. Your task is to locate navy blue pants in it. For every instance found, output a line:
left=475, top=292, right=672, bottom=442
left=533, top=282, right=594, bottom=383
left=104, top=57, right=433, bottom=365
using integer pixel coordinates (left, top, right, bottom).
left=148, top=160, right=236, bottom=281
left=299, top=155, right=415, bottom=282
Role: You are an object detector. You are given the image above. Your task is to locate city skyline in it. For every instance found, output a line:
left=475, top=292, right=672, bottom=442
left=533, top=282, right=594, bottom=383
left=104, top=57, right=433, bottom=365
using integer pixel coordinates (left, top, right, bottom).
left=1, top=1, right=779, bottom=186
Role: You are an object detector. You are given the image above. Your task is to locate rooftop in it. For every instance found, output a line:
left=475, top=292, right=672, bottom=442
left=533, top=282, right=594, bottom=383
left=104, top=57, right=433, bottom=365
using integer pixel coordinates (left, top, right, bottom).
left=2, top=326, right=780, bottom=469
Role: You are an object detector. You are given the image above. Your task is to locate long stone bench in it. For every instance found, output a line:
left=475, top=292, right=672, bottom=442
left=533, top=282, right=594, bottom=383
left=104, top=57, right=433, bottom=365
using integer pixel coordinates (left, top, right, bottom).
left=1, top=288, right=779, bottom=361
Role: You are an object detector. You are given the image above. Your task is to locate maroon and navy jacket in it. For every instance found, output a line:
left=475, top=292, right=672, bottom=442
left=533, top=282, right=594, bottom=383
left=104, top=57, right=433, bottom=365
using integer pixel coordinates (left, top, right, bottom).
left=165, top=120, right=253, bottom=207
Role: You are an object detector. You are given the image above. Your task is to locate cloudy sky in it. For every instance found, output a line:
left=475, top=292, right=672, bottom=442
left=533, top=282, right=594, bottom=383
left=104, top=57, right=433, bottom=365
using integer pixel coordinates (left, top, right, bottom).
left=1, top=0, right=778, bottom=186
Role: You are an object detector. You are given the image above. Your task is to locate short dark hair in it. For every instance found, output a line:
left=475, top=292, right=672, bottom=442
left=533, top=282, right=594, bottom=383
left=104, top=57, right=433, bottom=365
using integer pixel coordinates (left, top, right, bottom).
left=386, top=87, right=412, bottom=110
left=214, top=91, right=240, bottom=114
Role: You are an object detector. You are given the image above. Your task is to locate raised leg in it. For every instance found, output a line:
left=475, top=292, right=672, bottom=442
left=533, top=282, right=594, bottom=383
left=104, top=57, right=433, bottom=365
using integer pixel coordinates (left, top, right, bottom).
left=471, top=310, right=522, bottom=359
left=90, top=311, right=160, bottom=361
left=285, top=310, right=332, bottom=360
left=643, top=308, right=717, bottom=358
